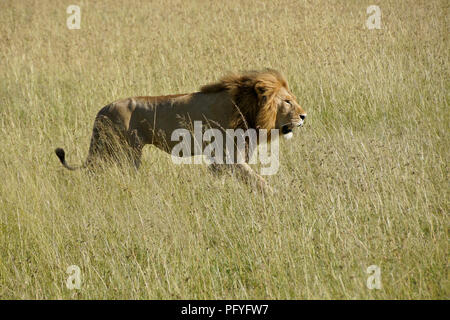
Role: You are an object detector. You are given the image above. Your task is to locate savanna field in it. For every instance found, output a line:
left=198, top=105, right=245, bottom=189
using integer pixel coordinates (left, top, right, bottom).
left=0, top=0, right=448, bottom=299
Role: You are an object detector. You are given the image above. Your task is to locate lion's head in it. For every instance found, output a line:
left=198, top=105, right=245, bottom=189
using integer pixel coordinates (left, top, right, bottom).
left=200, top=69, right=307, bottom=138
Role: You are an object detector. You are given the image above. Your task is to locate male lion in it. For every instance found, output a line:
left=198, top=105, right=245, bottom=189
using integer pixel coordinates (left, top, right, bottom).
left=55, top=69, right=307, bottom=192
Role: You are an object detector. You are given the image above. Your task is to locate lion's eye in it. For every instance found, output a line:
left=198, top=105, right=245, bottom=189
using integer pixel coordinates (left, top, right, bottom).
left=285, top=100, right=291, bottom=105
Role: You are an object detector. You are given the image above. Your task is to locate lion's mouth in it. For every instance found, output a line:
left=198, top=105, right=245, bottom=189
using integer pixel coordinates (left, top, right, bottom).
left=281, top=125, right=293, bottom=135
left=281, top=121, right=304, bottom=139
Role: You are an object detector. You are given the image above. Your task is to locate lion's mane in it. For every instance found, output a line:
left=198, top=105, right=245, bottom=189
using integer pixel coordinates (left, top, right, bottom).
left=200, top=69, right=288, bottom=134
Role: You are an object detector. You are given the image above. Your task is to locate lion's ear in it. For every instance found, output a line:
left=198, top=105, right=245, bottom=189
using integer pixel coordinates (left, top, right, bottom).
left=254, top=82, right=267, bottom=97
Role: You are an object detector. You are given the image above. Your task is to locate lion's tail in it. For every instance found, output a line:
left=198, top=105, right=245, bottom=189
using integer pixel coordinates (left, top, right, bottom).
left=55, top=148, right=85, bottom=171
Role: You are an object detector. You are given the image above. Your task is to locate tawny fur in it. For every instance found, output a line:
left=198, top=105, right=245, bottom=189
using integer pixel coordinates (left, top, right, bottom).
left=55, top=69, right=306, bottom=192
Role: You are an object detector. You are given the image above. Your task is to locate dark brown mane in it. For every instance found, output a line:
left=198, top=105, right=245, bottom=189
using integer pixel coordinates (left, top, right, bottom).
left=200, top=69, right=288, bottom=132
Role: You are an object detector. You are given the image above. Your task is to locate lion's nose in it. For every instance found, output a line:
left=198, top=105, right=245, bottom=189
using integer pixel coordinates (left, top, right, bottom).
left=300, top=114, right=307, bottom=121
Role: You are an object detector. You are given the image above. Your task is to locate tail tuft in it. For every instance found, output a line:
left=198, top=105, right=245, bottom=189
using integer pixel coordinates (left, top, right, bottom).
left=55, top=148, right=65, bottom=164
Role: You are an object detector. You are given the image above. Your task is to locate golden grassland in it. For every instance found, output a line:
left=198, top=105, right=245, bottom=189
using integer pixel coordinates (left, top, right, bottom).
left=0, top=0, right=448, bottom=299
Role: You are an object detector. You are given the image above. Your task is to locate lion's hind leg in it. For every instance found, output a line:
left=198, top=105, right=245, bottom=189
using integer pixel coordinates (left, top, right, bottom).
left=126, top=128, right=144, bottom=170
left=85, top=115, right=131, bottom=169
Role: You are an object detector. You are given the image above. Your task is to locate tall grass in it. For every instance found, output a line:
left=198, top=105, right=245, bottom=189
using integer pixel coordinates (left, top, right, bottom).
left=0, top=0, right=447, bottom=299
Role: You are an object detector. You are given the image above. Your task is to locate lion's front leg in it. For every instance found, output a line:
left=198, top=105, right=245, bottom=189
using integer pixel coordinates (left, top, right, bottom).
left=233, top=163, right=273, bottom=194
left=208, top=163, right=273, bottom=194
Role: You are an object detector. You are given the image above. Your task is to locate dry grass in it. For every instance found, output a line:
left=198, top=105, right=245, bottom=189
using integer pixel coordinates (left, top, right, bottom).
left=0, top=0, right=448, bottom=299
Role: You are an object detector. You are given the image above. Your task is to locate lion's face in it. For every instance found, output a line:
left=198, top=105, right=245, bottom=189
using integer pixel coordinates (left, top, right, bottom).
left=273, top=86, right=307, bottom=137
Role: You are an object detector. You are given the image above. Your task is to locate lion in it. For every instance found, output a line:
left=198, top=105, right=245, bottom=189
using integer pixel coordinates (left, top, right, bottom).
left=55, top=69, right=307, bottom=192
